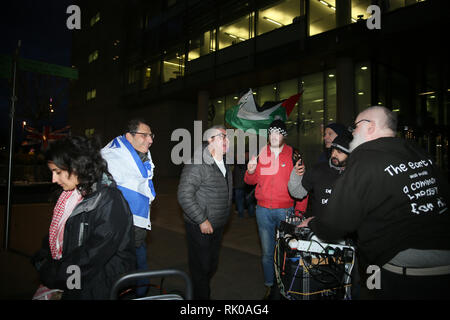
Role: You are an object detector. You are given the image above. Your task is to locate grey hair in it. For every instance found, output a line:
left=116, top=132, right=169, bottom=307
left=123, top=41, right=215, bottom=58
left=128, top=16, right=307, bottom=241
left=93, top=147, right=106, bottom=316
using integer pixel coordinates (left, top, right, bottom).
left=204, top=124, right=226, bottom=141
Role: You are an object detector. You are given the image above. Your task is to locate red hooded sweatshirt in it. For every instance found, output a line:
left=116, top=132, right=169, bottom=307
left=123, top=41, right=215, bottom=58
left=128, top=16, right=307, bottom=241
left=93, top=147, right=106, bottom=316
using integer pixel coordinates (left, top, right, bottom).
left=245, top=144, right=307, bottom=211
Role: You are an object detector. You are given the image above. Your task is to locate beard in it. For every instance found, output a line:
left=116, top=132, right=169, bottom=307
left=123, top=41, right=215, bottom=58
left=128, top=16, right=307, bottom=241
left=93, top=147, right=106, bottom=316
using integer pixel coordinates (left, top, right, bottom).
left=349, top=132, right=367, bottom=152
left=331, top=157, right=346, bottom=167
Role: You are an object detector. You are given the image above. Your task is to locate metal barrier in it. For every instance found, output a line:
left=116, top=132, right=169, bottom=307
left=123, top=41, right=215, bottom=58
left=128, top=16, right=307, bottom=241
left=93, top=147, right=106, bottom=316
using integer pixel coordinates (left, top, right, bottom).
left=110, top=269, right=193, bottom=300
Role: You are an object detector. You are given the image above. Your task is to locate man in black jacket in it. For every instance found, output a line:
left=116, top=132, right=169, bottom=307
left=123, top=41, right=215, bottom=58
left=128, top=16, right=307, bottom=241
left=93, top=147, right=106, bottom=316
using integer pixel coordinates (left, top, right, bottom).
left=288, top=134, right=351, bottom=218
left=177, top=125, right=233, bottom=300
left=300, top=106, right=450, bottom=299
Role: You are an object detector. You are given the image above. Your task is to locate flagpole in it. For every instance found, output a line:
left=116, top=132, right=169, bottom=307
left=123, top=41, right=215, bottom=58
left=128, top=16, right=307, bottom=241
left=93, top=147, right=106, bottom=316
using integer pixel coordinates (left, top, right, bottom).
left=4, top=40, right=21, bottom=250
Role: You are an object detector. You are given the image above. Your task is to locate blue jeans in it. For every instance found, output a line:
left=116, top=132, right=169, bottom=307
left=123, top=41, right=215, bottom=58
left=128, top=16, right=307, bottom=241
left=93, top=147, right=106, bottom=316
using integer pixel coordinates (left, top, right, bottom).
left=255, top=205, right=291, bottom=286
left=234, top=188, right=246, bottom=218
left=234, top=188, right=256, bottom=218
left=135, top=243, right=150, bottom=297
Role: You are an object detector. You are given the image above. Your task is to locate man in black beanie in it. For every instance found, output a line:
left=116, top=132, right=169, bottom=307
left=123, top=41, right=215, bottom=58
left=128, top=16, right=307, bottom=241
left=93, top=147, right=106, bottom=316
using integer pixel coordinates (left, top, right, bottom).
left=288, top=134, right=352, bottom=219
left=318, top=122, right=350, bottom=164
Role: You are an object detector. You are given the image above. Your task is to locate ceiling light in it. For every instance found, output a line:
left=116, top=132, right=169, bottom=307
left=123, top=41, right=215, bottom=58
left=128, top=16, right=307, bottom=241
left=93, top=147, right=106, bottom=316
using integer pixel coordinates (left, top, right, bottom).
left=418, top=91, right=435, bottom=96
left=225, top=32, right=237, bottom=39
left=263, top=16, right=283, bottom=27
left=358, top=92, right=364, bottom=95
left=328, top=74, right=335, bottom=78
left=164, top=61, right=185, bottom=67
left=361, top=66, right=368, bottom=70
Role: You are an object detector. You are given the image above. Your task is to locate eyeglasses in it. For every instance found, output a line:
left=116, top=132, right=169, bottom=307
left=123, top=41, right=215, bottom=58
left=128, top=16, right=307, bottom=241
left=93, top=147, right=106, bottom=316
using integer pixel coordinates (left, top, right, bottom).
left=131, top=131, right=155, bottom=139
left=348, top=119, right=371, bottom=133
left=211, top=133, right=227, bottom=140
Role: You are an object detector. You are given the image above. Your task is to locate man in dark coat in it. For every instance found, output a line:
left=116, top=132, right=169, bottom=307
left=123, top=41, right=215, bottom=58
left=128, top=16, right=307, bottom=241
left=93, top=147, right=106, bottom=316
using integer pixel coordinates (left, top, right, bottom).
left=177, top=125, right=233, bottom=300
left=300, top=106, right=450, bottom=299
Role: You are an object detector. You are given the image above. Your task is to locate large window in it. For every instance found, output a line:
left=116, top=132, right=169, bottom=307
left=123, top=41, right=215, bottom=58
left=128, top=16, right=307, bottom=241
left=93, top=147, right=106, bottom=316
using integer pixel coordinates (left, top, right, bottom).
left=388, top=0, right=426, bottom=12
left=256, top=84, right=277, bottom=107
left=257, top=0, right=302, bottom=36
left=325, top=69, right=337, bottom=123
left=188, top=30, right=216, bottom=61
left=210, top=97, right=225, bottom=127
left=352, top=0, right=372, bottom=20
left=279, top=78, right=301, bottom=146
left=309, top=0, right=336, bottom=36
left=218, top=14, right=254, bottom=50
left=163, top=52, right=185, bottom=83
left=355, top=61, right=371, bottom=113
left=128, top=66, right=140, bottom=85
left=142, top=66, right=151, bottom=89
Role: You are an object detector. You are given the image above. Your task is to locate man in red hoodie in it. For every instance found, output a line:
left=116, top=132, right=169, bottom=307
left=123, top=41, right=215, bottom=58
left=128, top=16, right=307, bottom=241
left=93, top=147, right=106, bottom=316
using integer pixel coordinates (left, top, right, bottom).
left=245, top=119, right=306, bottom=299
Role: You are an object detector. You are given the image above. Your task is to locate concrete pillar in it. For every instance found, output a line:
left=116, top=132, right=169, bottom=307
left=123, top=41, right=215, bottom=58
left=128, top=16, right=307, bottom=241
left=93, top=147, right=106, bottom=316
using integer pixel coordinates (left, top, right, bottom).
left=336, top=0, right=352, bottom=27
left=336, top=56, right=356, bottom=125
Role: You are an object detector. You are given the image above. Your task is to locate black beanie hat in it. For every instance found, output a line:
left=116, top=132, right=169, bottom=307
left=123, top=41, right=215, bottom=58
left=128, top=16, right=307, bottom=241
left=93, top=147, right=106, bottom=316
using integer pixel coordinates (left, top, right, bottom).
left=325, top=123, right=347, bottom=137
left=331, top=134, right=352, bottom=154
left=268, top=119, right=287, bottom=137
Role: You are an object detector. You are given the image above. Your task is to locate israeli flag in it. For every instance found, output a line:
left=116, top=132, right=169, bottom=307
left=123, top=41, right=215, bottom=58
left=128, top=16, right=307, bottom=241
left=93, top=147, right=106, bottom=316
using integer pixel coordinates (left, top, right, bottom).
left=101, top=135, right=156, bottom=230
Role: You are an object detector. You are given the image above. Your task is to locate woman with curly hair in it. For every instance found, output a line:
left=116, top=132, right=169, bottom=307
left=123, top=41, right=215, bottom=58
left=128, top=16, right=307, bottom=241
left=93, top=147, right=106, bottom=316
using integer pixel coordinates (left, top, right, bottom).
left=31, top=136, right=136, bottom=300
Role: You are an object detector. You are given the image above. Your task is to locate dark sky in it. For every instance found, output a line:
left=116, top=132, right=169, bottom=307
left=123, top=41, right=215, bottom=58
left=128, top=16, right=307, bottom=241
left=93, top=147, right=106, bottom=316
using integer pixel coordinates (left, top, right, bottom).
left=0, top=0, right=74, bottom=146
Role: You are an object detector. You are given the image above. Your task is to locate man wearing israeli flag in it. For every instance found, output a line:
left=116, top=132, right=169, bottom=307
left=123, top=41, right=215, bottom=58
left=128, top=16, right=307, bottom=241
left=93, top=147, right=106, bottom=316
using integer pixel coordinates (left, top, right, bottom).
left=101, top=118, right=156, bottom=297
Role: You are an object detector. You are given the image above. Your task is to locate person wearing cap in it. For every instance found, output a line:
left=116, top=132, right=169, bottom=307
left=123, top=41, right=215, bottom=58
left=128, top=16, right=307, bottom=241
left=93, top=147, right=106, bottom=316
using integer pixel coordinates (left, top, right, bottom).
left=299, top=106, right=450, bottom=299
left=288, top=134, right=352, bottom=219
left=245, top=119, right=307, bottom=299
left=317, top=122, right=349, bottom=164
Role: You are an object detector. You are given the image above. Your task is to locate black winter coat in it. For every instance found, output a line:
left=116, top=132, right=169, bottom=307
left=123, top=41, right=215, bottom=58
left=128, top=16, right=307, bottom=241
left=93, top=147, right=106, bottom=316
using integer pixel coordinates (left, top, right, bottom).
left=177, top=145, right=233, bottom=229
left=32, top=182, right=136, bottom=300
left=309, top=137, right=450, bottom=266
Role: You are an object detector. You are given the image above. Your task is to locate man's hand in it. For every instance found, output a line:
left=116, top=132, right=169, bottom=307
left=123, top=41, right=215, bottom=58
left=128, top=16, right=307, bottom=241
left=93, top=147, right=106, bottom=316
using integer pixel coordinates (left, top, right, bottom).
left=298, top=216, right=314, bottom=228
left=200, top=219, right=214, bottom=234
left=294, top=159, right=305, bottom=176
left=247, top=155, right=257, bottom=174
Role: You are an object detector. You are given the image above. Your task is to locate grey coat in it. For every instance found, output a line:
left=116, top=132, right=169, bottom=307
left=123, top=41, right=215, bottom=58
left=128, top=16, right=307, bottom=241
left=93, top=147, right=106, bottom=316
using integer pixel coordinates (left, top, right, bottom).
left=177, top=146, right=233, bottom=229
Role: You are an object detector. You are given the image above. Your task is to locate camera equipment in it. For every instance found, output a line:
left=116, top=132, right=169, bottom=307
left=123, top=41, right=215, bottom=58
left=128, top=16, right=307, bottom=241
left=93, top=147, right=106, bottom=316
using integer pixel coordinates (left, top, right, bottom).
left=275, top=212, right=355, bottom=300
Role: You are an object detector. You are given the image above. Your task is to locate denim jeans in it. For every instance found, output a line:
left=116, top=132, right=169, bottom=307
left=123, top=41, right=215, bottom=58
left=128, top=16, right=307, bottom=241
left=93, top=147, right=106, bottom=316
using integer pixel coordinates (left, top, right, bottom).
left=234, top=188, right=256, bottom=218
left=135, top=243, right=150, bottom=297
left=255, top=205, right=292, bottom=286
left=234, top=188, right=246, bottom=218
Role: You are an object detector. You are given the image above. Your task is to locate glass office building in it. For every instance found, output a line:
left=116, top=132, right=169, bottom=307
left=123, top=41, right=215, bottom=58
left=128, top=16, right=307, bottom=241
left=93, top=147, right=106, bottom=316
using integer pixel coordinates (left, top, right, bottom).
left=70, top=0, right=448, bottom=177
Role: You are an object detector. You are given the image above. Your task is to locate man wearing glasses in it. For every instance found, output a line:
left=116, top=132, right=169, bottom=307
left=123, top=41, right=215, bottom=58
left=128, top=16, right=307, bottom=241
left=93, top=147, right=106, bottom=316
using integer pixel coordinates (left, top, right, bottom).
left=177, top=125, right=233, bottom=300
left=101, top=118, right=156, bottom=298
left=300, top=106, right=450, bottom=299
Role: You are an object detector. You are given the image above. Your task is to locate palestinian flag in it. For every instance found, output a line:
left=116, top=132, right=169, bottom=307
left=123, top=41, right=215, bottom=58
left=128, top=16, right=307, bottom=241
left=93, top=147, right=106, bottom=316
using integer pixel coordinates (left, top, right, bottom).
left=225, top=88, right=302, bottom=136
